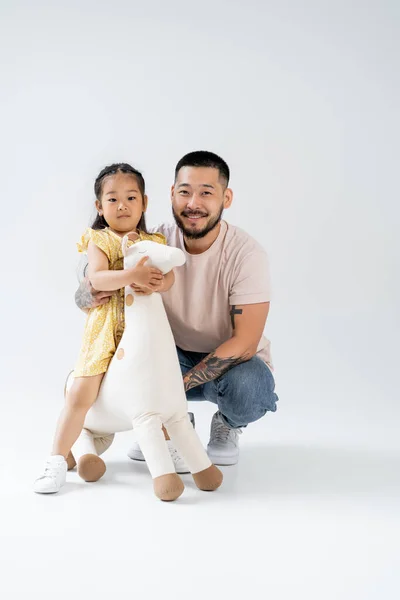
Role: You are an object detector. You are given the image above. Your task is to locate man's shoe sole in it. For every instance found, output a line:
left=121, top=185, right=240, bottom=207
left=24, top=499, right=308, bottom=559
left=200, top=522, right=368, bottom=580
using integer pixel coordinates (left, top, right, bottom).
left=207, top=451, right=239, bottom=466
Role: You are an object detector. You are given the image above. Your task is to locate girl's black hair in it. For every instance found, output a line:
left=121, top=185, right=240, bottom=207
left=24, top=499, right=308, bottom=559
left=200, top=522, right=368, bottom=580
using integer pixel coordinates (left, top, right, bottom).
left=91, top=163, right=148, bottom=232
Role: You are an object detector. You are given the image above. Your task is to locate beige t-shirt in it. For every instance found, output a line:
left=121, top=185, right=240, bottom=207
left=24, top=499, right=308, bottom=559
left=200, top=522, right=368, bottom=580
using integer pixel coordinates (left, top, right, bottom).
left=152, top=220, right=273, bottom=370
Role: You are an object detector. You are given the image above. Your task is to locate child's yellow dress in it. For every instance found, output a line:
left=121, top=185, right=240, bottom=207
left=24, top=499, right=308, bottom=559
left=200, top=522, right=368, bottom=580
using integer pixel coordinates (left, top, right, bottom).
left=74, top=227, right=166, bottom=377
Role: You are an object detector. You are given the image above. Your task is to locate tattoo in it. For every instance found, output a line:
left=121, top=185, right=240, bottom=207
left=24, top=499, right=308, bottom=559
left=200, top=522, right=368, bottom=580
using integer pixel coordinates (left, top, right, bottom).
left=77, top=255, right=89, bottom=283
left=183, top=351, right=250, bottom=392
left=75, top=278, right=93, bottom=310
left=230, top=305, right=243, bottom=329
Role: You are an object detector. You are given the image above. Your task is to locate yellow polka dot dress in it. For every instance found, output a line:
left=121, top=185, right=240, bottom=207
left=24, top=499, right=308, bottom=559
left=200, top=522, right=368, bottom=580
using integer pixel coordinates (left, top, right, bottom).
left=74, top=227, right=166, bottom=378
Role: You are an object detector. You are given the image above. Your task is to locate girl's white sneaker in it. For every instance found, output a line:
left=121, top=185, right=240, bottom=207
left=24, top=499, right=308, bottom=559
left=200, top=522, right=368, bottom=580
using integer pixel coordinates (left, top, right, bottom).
left=33, top=455, right=67, bottom=494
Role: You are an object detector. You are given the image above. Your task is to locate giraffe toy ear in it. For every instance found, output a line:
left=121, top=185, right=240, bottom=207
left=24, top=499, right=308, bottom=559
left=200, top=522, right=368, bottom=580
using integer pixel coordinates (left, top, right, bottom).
left=121, top=231, right=140, bottom=256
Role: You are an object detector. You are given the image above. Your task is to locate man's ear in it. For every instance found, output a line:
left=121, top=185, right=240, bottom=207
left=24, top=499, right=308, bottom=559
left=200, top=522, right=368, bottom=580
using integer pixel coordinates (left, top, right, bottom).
left=223, top=188, right=233, bottom=209
left=170, top=185, right=175, bottom=203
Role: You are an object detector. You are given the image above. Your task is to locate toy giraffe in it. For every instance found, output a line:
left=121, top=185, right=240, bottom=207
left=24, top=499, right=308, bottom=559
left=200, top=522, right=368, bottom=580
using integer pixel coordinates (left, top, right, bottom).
left=66, top=232, right=223, bottom=501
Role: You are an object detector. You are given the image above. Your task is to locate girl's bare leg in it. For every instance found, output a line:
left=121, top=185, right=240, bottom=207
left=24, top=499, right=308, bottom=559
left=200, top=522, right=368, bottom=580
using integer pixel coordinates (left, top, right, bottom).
left=52, top=374, right=103, bottom=459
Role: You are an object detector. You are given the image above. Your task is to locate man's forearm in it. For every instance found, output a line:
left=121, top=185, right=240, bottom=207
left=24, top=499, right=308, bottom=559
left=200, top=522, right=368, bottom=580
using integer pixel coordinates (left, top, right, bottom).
left=75, top=278, right=93, bottom=310
left=183, top=337, right=254, bottom=392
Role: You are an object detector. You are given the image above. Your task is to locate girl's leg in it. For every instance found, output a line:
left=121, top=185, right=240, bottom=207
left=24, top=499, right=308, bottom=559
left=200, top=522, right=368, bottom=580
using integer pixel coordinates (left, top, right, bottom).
left=34, top=374, right=104, bottom=494
left=52, top=374, right=104, bottom=459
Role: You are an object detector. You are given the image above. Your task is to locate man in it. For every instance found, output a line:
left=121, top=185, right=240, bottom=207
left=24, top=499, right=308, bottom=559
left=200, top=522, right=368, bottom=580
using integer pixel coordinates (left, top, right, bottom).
left=75, top=151, right=278, bottom=471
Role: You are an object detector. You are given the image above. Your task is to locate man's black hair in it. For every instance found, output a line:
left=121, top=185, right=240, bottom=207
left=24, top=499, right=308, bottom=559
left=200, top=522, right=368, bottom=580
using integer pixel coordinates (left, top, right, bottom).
left=174, top=151, right=230, bottom=187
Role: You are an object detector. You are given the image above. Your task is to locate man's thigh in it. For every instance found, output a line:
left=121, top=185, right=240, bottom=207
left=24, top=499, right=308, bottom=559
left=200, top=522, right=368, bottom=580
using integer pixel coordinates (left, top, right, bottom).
left=176, top=347, right=279, bottom=421
left=202, top=356, right=278, bottom=427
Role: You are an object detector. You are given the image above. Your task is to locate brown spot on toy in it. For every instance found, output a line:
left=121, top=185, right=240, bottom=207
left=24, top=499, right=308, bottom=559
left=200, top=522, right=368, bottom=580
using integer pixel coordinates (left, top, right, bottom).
left=192, top=464, right=223, bottom=491
left=126, top=294, right=134, bottom=306
left=77, top=454, right=106, bottom=482
left=153, top=473, right=185, bottom=501
left=117, top=348, right=125, bottom=360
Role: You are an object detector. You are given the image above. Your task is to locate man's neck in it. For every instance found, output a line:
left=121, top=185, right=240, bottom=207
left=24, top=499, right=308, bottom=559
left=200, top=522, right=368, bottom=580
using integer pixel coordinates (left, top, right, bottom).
left=183, top=221, right=222, bottom=255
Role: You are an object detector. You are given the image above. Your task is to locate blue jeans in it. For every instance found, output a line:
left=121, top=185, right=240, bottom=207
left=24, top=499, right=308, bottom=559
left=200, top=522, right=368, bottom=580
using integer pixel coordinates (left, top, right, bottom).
left=177, top=347, right=279, bottom=429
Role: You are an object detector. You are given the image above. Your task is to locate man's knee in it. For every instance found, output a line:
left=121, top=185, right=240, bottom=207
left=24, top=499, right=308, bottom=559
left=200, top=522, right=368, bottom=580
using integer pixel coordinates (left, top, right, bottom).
left=218, top=357, right=278, bottom=421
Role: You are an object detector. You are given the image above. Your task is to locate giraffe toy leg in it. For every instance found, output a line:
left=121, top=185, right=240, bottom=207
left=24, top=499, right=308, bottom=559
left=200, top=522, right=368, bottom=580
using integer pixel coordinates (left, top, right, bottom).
left=71, top=428, right=114, bottom=482
left=165, top=413, right=223, bottom=492
left=132, top=415, right=184, bottom=501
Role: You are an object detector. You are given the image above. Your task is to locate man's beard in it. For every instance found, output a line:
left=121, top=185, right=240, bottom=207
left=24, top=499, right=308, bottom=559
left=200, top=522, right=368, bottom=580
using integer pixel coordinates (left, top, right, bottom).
left=172, top=205, right=224, bottom=240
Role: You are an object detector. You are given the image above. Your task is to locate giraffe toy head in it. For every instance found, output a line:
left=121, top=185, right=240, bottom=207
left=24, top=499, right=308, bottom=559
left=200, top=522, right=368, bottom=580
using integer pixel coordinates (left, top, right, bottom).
left=121, top=233, right=186, bottom=274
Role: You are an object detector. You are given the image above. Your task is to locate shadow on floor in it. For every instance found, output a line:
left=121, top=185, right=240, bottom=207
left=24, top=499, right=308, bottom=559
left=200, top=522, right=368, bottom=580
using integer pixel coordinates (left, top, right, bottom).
left=217, top=444, right=400, bottom=498
left=72, top=444, right=400, bottom=501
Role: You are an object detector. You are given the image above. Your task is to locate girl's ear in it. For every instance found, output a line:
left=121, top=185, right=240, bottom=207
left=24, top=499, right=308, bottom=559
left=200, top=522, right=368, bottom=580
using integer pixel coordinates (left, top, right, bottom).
left=143, top=195, right=148, bottom=213
left=95, top=199, right=103, bottom=216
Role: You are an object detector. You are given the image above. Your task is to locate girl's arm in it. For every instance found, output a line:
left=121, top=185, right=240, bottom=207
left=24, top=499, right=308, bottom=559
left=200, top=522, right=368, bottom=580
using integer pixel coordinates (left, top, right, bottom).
left=87, top=242, right=163, bottom=292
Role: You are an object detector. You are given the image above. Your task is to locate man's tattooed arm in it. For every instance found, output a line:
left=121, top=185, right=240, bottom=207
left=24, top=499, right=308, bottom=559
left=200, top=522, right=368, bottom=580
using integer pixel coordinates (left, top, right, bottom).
left=182, top=302, right=270, bottom=392
left=230, top=305, right=243, bottom=329
left=183, top=351, right=251, bottom=392
left=75, top=278, right=94, bottom=311
left=75, top=256, right=92, bottom=311
left=74, top=255, right=113, bottom=311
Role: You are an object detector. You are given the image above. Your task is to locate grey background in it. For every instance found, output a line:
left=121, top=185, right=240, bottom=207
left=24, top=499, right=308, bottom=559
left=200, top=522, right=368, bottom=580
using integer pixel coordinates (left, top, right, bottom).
left=0, top=2, right=399, bottom=598
left=1, top=0, right=398, bottom=449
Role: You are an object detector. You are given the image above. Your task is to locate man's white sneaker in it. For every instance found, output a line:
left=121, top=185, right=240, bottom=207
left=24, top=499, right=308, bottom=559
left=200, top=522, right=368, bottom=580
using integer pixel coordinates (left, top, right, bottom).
left=207, top=411, right=242, bottom=465
left=127, top=442, right=146, bottom=462
left=167, top=440, right=190, bottom=474
left=33, top=455, right=67, bottom=494
left=127, top=439, right=190, bottom=474
left=127, top=413, right=194, bottom=474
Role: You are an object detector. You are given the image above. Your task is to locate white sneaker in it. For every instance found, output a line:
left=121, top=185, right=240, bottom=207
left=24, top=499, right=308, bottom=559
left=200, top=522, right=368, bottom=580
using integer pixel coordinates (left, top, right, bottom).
left=127, top=413, right=194, bottom=475
left=207, top=411, right=242, bottom=465
left=127, top=439, right=190, bottom=474
left=33, top=455, right=67, bottom=494
left=167, top=440, right=190, bottom=474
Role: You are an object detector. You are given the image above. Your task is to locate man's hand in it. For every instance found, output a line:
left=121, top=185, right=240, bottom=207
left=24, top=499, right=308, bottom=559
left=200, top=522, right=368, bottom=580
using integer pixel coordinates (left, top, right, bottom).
left=75, top=277, right=113, bottom=311
left=130, top=269, right=174, bottom=296
left=130, top=283, right=155, bottom=296
left=130, top=270, right=174, bottom=296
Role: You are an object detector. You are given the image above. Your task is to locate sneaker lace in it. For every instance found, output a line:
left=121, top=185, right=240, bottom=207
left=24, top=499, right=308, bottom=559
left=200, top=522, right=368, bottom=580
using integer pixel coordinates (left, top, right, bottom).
left=41, top=462, right=60, bottom=480
left=169, top=446, right=182, bottom=465
left=212, top=420, right=242, bottom=443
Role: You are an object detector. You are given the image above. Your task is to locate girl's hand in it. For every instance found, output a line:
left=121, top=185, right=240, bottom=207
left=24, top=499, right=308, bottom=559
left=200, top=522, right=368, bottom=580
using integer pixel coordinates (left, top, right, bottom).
left=130, top=256, right=163, bottom=290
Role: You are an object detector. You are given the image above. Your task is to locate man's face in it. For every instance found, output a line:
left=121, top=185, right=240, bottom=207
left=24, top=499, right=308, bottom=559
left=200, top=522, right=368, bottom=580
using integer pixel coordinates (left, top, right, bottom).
left=171, top=166, right=232, bottom=239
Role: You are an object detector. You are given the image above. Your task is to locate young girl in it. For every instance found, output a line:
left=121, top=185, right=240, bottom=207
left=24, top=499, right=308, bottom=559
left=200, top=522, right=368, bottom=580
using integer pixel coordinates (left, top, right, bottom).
left=34, top=163, right=174, bottom=493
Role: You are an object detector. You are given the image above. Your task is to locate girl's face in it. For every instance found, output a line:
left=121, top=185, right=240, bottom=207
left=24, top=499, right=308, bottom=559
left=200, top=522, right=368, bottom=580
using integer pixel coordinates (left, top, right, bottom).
left=96, top=172, right=147, bottom=234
